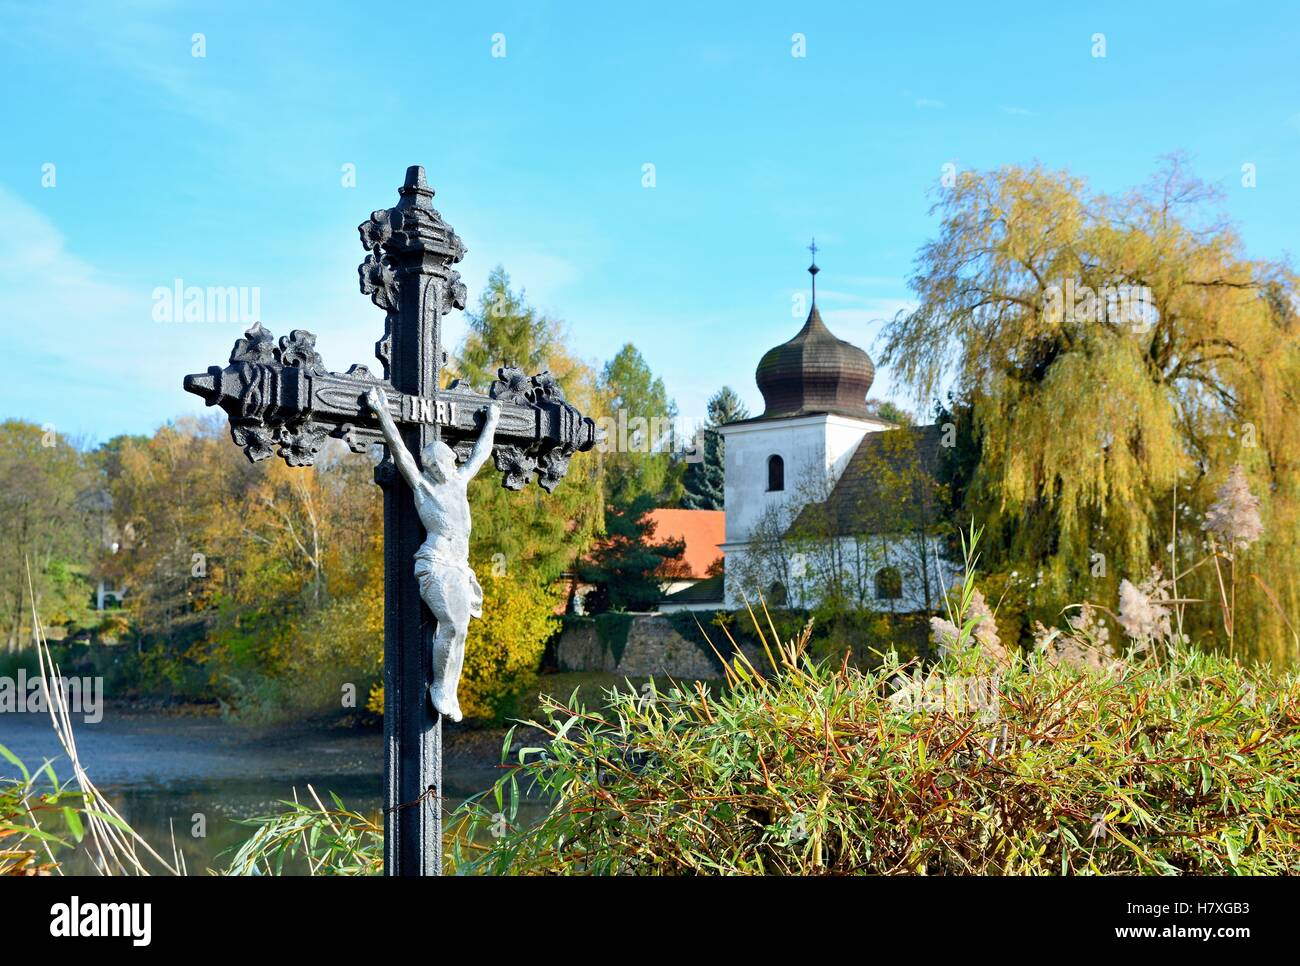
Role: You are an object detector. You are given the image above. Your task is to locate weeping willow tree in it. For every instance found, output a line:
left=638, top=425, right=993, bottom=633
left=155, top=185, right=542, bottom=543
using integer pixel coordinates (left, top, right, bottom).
left=882, top=157, right=1300, bottom=663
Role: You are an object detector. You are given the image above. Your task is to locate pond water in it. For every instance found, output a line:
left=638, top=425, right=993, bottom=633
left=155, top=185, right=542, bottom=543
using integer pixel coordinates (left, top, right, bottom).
left=0, top=705, right=537, bottom=875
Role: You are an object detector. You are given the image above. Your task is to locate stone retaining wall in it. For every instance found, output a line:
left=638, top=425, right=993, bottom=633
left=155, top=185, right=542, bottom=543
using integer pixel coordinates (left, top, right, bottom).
left=555, top=614, right=743, bottom=679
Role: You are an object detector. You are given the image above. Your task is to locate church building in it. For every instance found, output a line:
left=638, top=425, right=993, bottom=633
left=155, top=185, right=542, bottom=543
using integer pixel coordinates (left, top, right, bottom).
left=661, top=249, right=954, bottom=615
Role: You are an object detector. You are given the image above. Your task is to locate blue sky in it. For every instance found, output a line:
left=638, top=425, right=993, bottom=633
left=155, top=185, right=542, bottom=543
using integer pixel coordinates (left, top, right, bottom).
left=1, top=0, right=1297, bottom=442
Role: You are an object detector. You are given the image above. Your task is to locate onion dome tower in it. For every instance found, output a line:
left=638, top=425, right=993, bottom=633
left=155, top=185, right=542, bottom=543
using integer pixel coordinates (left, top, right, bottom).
left=755, top=241, right=875, bottom=419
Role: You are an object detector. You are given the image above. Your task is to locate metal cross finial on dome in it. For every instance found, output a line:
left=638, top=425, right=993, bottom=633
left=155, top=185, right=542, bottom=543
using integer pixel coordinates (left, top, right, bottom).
left=807, top=237, right=820, bottom=305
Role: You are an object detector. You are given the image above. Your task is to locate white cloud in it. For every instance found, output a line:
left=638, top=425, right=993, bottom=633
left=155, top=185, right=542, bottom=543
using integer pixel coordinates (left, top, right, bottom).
left=684, top=43, right=741, bottom=66
left=902, top=90, right=945, bottom=110
left=822, top=300, right=915, bottom=329
left=0, top=186, right=138, bottom=355
left=462, top=250, right=580, bottom=312
left=0, top=186, right=223, bottom=437
left=0, top=3, right=241, bottom=130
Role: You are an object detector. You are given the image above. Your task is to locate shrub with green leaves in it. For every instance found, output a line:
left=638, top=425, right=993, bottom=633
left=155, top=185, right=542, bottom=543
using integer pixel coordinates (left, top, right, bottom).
left=221, top=789, right=381, bottom=876
left=1, top=745, right=89, bottom=876
left=449, top=616, right=1300, bottom=875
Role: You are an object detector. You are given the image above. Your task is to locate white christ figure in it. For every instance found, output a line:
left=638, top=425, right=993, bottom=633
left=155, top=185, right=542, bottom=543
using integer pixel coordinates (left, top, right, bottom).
left=365, top=386, right=501, bottom=722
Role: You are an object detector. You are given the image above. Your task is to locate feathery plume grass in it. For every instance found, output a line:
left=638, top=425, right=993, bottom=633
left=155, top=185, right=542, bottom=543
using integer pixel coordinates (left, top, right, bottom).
left=1203, top=464, right=1264, bottom=549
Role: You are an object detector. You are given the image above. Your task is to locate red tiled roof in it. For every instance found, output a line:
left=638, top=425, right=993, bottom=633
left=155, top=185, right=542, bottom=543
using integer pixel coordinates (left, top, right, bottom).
left=644, top=508, right=724, bottom=579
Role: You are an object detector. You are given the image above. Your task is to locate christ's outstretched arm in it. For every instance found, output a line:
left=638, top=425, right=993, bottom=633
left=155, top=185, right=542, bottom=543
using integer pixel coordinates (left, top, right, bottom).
left=365, top=387, right=422, bottom=491
left=460, top=402, right=502, bottom=480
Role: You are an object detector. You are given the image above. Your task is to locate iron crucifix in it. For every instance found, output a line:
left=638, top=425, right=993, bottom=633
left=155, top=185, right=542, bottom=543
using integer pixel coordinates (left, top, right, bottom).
left=183, top=166, right=596, bottom=876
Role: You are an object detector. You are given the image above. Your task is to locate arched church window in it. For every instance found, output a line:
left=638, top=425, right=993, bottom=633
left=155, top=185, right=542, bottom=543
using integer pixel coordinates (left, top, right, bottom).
left=875, top=566, right=902, bottom=600
left=767, top=580, right=788, bottom=606
left=767, top=454, right=784, bottom=492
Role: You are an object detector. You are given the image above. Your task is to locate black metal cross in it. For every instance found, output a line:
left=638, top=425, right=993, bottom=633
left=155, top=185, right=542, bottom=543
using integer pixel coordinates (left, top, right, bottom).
left=183, top=166, right=596, bottom=875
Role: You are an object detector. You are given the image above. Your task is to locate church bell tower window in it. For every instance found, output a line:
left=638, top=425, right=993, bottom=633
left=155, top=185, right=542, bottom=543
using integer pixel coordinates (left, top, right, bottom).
left=767, top=454, right=785, bottom=492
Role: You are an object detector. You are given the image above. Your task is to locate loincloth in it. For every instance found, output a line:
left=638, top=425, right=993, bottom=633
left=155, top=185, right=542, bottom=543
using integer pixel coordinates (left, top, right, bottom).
left=413, top=545, right=484, bottom=620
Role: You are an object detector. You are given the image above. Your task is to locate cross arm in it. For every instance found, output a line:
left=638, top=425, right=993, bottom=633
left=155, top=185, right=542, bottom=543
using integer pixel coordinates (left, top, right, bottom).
left=183, top=323, right=597, bottom=491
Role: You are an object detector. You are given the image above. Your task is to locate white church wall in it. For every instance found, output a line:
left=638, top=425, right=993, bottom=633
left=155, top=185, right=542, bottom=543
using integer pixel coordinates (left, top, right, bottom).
left=728, top=532, right=960, bottom=614
left=719, top=413, right=893, bottom=608
left=720, top=415, right=820, bottom=549
left=789, top=535, right=961, bottom=612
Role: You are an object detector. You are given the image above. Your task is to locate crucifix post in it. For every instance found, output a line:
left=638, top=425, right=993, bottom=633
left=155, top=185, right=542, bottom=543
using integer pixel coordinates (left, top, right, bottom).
left=370, top=166, right=463, bottom=876
left=183, top=165, right=595, bottom=876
